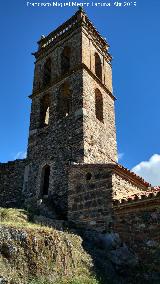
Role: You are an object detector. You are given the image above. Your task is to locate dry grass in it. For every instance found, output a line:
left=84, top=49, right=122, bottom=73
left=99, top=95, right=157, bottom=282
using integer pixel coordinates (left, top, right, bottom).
left=0, top=208, right=100, bottom=284
left=29, top=275, right=100, bottom=284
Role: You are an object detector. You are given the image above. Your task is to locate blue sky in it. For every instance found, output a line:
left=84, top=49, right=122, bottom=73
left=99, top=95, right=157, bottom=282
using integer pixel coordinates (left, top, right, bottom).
left=0, top=0, right=160, bottom=183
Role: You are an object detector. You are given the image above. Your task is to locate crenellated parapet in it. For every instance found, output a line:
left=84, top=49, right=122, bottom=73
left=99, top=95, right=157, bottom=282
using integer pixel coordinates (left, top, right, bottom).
left=33, top=9, right=110, bottom=60
left=112, top=164, right=160, bottom=208
left=36, top=12, right=79, bottom=54
left=113, top=189, right=160, bottom=207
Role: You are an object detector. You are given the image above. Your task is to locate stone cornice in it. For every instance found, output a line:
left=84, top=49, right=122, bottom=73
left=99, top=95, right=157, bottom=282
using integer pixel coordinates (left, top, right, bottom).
left=29, top=63, right=115, bottom=101
left=33, top=27, right=82, bottom=63
left=33, top=9, right=109, bottom=60
left=83, top=64, right=115, bottom=100
left=33, top=24, right=82, bottom=60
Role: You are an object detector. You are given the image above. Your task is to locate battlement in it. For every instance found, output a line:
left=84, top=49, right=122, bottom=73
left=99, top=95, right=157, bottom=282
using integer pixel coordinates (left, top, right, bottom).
left=112, top=165, right=160, bottom=207
left=37, top=12, right=78, bottom=52
left=113, top=189, right=160, bottom=207
left=33, top=9, right=109, bottom=59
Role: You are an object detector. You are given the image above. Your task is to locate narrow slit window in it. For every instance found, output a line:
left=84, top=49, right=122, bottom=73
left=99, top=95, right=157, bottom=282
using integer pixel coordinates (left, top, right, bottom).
left=58, top=83, right=72, bottom=119
left=61, top=47, right=71, bottom=75
left=95, top=89, right=103, bottom=122
left=40, top=94, right=50, bottom=127
left=43, top=58, right=51, bottom=87
left=41, top=165, right=50, bottom=197
left=95, top=53, right=102, bottom=81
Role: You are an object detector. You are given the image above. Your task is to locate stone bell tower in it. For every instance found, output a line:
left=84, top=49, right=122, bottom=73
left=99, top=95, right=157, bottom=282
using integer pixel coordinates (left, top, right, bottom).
left=24, top=9, right=117, bottom=217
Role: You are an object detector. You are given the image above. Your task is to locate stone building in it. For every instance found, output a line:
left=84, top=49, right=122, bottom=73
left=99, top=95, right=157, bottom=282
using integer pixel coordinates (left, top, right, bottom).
left=25, top=8, right=117, bottom=220
left=0, top=9, right=159, bottom=232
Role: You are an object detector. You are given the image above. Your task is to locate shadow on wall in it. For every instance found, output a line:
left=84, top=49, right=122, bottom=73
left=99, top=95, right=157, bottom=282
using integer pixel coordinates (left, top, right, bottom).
left=0, top=159, right=26, bottom=209
left=68, top=164, right=114, bottom=232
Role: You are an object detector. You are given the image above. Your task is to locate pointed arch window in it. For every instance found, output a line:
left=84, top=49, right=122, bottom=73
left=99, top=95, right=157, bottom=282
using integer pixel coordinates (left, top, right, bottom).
left=43, top=58, right=51, bottom=87
left=95, top=89, right=103, bottom=122
left=95, top=53, right=102, bottom=81
left=41, top=165, right=50, bottom=197
left=61, top=47, right=71, bottom=75
left=40, top=94, right=50, bottom=127
left=58, top=83, right=72, bottom=119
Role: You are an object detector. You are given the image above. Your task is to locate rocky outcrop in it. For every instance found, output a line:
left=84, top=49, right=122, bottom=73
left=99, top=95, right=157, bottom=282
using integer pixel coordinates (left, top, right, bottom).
left=81, top=230, right=140, bottom=284
left=0, top=224, right=93, bottom=284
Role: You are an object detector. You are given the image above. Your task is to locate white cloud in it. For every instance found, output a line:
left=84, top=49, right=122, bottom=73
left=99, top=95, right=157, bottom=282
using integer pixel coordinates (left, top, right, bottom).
left=14, top=151, right=27, bottom=160
left=132, top=154, right=160, bottom=186
left=118, top=152, right=124, bottom=161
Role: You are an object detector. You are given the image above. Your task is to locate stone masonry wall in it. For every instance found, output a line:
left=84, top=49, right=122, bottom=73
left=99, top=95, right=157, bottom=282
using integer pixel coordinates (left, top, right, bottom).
left=82, top=30, right=113, bottom=93
left=26, top=71, right=84, bottom=214
left=68, top=164, right=113, bottom=231
left=83, top=69, right=117, bottom=163
left=0, top=159, right=26, bottom=208
left=114, top=197, right=160, bottom=271
left=32, top=26, right=82, bottom=95
left=26, top=25, right=84, bottom=215
left=82, top=26, right=117, bottom=164
left=31, top=24, right=83, bottom=126
left=68, top=164, right=154, bottom=231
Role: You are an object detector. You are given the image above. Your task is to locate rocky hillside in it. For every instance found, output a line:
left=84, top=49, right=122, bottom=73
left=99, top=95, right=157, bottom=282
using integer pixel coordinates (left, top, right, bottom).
left=0, top=208, right=98, bottom=284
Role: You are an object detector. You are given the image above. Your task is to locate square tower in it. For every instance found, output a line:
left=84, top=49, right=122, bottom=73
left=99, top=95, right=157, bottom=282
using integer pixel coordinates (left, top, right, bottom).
left=25, top=9, right=117, bottom=216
